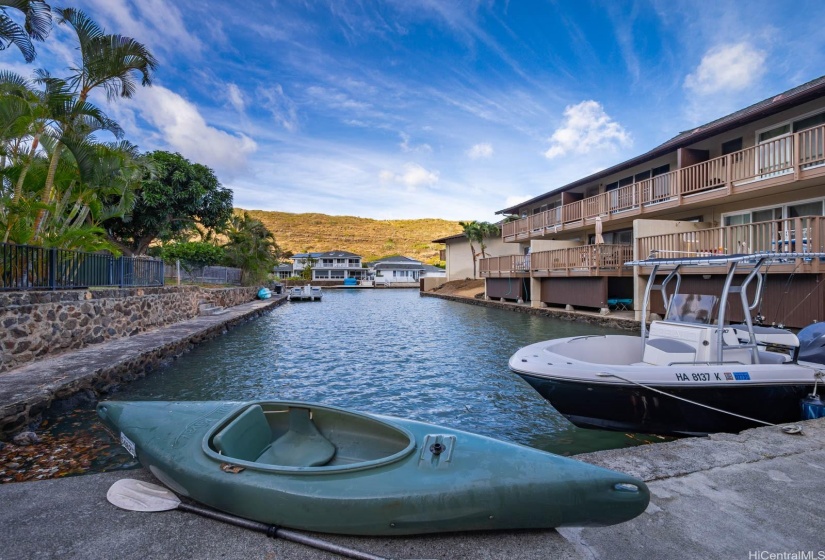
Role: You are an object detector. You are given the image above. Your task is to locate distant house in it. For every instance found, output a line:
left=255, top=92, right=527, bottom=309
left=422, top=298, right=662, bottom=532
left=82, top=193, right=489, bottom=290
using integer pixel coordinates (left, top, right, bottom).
left=367, top=255, right=427, bottom=285
left=421, top=264, right=446, bottom=278
left=288, top=251, right=368, bottom=281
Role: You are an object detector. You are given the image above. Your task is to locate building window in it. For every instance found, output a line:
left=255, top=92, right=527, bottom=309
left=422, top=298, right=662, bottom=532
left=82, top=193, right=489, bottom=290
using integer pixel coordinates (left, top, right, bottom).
left=721, top=138, right=743, bottom=155
left=793, top=111, right=825, bottom=132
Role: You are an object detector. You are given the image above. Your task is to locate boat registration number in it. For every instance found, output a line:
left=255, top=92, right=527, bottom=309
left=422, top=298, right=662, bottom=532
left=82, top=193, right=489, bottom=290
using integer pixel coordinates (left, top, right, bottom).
left=674, top=372, right=750, bottom=382
left=120, top=432, right=136, bottom=457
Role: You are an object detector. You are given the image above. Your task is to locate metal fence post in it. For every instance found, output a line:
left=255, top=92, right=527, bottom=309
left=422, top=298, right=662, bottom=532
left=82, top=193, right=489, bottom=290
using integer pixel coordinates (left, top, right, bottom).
left=119, top=256, right=125, bottom=288
left=48, top=248, right=57, bottom=290
left=176, top=259, right=181, bottom=287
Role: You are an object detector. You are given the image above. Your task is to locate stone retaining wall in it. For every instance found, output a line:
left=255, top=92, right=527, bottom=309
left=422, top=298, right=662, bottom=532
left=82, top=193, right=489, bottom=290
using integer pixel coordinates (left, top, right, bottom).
left=0, top=286, right=259, bottom=373
left=419, top=291, right=639, bottom=331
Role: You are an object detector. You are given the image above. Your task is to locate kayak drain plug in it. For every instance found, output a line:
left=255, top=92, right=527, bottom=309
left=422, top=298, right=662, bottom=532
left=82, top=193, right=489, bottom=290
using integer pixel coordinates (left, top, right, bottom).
left=430, top=442, right=446, bottom=455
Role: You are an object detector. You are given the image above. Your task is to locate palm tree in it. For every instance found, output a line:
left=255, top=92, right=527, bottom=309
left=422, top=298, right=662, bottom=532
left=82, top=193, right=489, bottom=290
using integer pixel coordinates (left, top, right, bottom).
left=459, top=220, right=500, bottom=278
left=223, top=213, right=282, bottom=285
left=33, top=8, right=156, bottom=237
left=477, top=222, right=500, bottom=259
left=0, top=0, right=51, bottom=63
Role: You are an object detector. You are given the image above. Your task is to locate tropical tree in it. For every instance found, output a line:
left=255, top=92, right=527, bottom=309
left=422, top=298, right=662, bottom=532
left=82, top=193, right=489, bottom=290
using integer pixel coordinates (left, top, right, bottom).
left=104, top=151, right=233, bottom=255
left=33, top=8, right=156, bottom=235
left=0, top=0, right=51, bottom=63
left=0, top=8, right=157, bottom=251
left=222, top=212, right=281, bottom=285
left=459, top=220, right=500, bottom=279
left=159, top=241, right=225, bottom=274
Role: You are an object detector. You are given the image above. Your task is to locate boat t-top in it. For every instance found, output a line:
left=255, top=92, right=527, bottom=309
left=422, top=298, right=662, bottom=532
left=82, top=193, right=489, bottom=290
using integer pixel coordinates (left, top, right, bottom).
left=509, top=252, right=825, bottom=436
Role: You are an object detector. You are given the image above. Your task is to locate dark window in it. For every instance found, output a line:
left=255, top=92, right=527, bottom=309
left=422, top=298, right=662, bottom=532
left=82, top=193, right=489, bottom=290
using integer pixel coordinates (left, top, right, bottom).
left=793, top=112, right=825, bottom=132
left=635, top=170, right=651, bottom=182
left=722, top=138, right=743, bottom=155
left=604, top=181, right=619, bottom=191
left=652, top=164, right=670, bottom=176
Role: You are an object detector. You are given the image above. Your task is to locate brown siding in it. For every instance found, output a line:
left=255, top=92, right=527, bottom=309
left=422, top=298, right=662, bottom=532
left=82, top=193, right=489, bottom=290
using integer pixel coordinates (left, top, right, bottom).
left=646, top=274, right=824, bottom=328
left=486, top=278, right=527, bottom=300
left=540, top=277, right=608, bottom=308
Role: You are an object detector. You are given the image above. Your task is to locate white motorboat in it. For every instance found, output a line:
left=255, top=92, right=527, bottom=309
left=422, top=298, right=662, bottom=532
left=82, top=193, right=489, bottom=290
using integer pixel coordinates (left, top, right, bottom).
left=509, top=252, right=825, bottom=436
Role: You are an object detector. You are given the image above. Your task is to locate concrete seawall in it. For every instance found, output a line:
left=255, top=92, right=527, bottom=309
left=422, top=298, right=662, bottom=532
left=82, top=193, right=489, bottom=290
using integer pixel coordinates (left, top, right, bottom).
left=0, top=296, right=287, bottom=436
left=420, top=290, right=639, bottom=330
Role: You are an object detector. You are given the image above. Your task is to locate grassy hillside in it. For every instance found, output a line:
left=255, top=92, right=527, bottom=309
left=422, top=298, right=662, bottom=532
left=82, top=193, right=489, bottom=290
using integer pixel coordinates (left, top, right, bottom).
left=239, top=209, right=463, bottom=265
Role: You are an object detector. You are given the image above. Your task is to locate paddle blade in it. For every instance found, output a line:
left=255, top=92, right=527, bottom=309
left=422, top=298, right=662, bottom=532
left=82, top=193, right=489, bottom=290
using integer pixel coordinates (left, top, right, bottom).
left=107, top=479, right=181, bottom=512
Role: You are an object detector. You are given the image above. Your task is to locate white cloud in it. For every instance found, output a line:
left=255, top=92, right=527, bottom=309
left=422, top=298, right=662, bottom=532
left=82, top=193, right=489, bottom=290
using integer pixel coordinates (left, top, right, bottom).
left=544, top=101, right=630, bottom=159
left=399, top=132, right=432, bottom=153
left=684, top=43, right=767, bottom=95
left=504, top=195, right=531, bottom=208
left=133, top=86, right=257, bottom=172
left=379, top=163, right=439, bottom=190
left=81, top=0, right=203, bottom=57
left=226, top=84, right=245, bottom=112
left=257, top=84, right=299, bottom=132
left=466, top=143, right=493, bottom=159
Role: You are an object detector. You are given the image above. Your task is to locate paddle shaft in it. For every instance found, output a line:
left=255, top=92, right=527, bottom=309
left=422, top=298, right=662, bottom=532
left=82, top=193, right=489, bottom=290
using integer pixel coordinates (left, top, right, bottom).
left=176, top=502, right=389, bottom=560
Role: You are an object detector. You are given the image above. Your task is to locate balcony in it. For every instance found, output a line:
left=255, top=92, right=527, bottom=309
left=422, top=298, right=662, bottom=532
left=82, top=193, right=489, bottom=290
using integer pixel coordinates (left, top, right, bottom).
left=480, top=244, right=633, bottom=277
left=483, top=216, right=823, bottom=279
left=502, top=124, right=825, bottom=242
left=637, top=215, right=824, bottom=274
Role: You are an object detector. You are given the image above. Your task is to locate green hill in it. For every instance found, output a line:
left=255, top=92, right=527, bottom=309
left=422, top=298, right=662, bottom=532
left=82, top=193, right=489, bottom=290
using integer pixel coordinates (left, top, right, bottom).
left=238, top=209, right=463, bottom=265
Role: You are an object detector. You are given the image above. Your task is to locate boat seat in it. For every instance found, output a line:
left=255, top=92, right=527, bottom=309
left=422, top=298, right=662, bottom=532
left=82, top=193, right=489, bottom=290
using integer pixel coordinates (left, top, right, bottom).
left=643, top=338, right=697, bottom=365
left=257, top=407, right=336, bottom=467
left=213, top=404, right=273, bottom=462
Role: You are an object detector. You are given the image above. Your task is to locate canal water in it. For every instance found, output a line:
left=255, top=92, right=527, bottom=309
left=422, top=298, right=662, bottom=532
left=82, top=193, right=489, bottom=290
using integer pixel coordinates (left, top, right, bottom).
left=112, top=289, right=663, bottom=453
left=4, top=289, right=666, bottom=482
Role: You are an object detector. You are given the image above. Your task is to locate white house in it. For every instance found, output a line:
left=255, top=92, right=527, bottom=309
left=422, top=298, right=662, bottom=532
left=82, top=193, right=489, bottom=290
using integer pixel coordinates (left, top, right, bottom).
left=367, top=256, right=426, bottom=285
left=277, top=251, right=368, bottom=281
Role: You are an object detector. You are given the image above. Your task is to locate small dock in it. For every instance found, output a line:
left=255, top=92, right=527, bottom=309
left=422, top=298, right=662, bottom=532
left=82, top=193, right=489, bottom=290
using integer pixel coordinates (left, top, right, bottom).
left=286, top=286, right=323, bottom=301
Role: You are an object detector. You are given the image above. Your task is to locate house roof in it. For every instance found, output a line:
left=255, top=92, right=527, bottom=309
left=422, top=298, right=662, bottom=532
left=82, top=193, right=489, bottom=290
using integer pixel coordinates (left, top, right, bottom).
left=372, top=263, right=425, bottom=271
left=496, top=74, right=825, bottom=215
left=369, top=255, right=421, bottom=264
left=292, top=252, right=324, bottom=259
left=421, top=264, right=445, bottom=272
left=274, top=264, right=293, bottom=271
left=432, top=232, right=467, bottom=243
left=317, top=250, right=361, bottom=258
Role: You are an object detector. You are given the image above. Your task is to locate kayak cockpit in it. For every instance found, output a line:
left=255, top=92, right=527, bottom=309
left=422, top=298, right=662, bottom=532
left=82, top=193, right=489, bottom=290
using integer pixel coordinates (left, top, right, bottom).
left=213, top=404, right=336, bottom=467
left=204, top=402, right=416, bottom=473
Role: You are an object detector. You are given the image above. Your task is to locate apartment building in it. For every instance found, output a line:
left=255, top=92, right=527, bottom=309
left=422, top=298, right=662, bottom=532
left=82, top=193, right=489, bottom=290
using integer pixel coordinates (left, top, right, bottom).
left=481, top=76, right=825, bottom=327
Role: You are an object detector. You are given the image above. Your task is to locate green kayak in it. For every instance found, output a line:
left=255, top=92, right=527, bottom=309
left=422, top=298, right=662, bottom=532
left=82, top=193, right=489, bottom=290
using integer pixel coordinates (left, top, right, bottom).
left=97, top=400, right=649, bottom=535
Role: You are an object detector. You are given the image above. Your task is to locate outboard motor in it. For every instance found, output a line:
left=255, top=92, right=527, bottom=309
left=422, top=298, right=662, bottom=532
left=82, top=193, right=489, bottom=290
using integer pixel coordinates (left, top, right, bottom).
left=798, top=323, right=825, bottom=420
left=798, top=323, right=825, bottom=365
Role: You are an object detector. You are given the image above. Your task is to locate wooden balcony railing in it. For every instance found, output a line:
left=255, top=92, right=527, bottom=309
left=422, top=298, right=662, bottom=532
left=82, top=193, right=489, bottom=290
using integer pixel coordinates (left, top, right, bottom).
left=502, top=124, right=825, bottom=242
left=637, top=216, right=825, bottom=260
left=479, top=255, right=529, bottom=275
left=480, top=244, right=632, bottom=276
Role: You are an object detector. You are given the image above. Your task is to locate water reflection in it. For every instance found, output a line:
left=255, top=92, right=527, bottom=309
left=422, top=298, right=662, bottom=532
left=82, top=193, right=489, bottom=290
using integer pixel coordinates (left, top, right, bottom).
left=112, top=289, right=663, bottom=456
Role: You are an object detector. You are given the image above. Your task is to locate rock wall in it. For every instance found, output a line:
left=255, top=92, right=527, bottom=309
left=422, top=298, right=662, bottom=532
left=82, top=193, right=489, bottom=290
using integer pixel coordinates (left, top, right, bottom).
left=0, top=286, right=259, bottom=373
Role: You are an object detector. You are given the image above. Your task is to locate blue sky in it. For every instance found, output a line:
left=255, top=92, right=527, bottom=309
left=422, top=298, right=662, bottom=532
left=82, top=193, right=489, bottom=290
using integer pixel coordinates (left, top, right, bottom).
left=4, top=0, right=825, bottom=221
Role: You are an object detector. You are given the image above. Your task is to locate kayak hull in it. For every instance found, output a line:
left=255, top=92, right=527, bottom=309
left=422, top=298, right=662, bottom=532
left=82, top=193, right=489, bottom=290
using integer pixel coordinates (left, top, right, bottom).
left=98, top=400, right=649, bottom=535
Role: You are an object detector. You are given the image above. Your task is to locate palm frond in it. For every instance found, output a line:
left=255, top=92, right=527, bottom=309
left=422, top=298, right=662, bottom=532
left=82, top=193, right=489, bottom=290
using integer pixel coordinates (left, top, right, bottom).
left=0, top=12, right=35, bottom=62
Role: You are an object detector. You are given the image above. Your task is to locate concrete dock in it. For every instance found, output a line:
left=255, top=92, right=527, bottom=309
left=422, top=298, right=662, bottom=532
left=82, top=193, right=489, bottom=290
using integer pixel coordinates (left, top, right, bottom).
left=1, top=296, right=824, bottom=559
left=2, top=418, right=823, bottom=559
